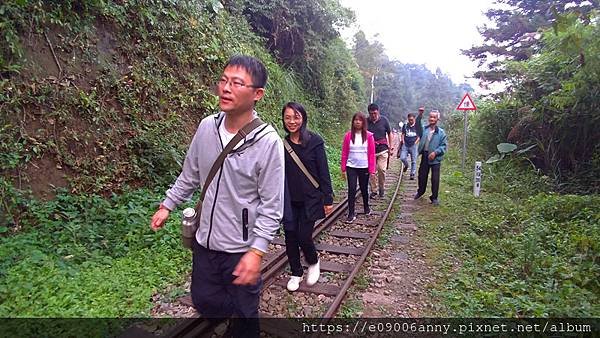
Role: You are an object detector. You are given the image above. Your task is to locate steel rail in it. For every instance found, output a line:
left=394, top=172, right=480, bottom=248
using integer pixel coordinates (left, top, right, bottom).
left=322, top=162, right=403, bottom=318
left=261, top=195, right=350, bottom=283
left=159, top=162, right=403, bottom=336
left=160, top=196, right=351, bottom=338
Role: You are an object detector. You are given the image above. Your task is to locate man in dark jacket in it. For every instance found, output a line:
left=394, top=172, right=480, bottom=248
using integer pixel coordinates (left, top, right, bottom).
left=367, top=103, right=393, bottom=198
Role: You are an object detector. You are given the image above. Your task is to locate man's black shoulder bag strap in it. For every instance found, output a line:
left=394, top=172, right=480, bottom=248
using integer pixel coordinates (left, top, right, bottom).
left=194, top=118, right=264, bottom=213
left=283, top=138, right=319, bottom=189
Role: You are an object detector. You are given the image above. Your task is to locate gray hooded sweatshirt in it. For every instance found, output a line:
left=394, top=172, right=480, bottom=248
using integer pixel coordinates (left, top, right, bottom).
left=162, top=111, right=284, bottom=253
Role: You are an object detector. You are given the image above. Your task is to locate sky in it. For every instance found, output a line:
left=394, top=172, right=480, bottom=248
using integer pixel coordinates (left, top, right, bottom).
left=338, top=0, right=497, bottom=91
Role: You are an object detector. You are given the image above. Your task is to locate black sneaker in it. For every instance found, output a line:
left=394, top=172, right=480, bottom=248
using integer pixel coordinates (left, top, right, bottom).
left=414, top=193, right=424, bottom=200
left=409, top=174, right=415, bottom=180
left=403, top=166, right=408, bottom=173
left=431, top=199, right=440, bottom=206
left=345, top=214, right=356, bottom=223
left=370, top=192, right=378, bottom=199
left=379, top=190, right=384, bottom=198
left=364, top=208, right=371, bottom=216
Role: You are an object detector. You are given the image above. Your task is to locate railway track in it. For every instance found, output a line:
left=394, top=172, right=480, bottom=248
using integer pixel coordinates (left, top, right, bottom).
left=260, top=161, right=403, bottom=319
left=125, top=160, right=404, bottom=338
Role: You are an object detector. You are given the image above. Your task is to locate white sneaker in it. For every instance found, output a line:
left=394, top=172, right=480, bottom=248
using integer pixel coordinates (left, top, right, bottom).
left=306, top=260, right=320, bottom=286
left=287, top=276, right=302, bottom=292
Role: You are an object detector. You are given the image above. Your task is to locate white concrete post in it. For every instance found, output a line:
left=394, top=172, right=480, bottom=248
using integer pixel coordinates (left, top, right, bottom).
left=474, top=161, right=482, bottom=197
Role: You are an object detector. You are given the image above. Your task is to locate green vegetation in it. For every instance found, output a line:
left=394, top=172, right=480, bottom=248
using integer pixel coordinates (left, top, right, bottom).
left=0, top=0, right=363, bottom=316
left=338, top=298, right=363, bottom=318
left=376, top=179, right=402, bottom=247
left=464, top=0, right=597, bottom=81
left=3, top=0, right=595, bottom=320
left=416, top=149, right=599, bottom=317
left=373, top=63, right=471, bottom=125
left=469, top=6, right=600, bottom=192
left=353, top=270, right=371, bottom=291
left=0, top=0, right=360, bottom=226
left=339, top=264, right=369, bottom=318
left=0, top=187, right=192, bottom=316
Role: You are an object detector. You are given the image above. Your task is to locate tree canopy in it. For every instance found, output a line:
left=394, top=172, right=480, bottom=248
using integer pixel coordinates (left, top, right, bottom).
left=463, top=0, right=598, bottom=82
left=472, top=11, right=600, bottom=192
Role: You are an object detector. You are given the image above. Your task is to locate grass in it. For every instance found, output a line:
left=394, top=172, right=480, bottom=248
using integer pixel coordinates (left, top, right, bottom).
left=0, top=0, right=359, bottom=230
left=338, top=298, right=363, bottom=318
left=376, top=201, right=400, bottom=247
left=0, top=187, right=192, bottom=317
left=414, top=148, right=600, bottom=317
left=353, top=270, right=371, bottom=290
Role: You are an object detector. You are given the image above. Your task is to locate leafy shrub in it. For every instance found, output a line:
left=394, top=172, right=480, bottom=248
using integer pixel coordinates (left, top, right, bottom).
left=0, top=187, right=191, bottom=316
left=418, top=149, right=600, bottom=317
left=471, top=13, right=600, bottom=193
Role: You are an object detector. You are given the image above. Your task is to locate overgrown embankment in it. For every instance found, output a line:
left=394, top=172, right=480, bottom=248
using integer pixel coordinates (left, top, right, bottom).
left=0, top=0, right=362, bottom=316
left=416, top=147, right=599, bottom=317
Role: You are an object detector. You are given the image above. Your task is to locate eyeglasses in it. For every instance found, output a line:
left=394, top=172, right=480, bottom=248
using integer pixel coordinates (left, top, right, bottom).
left=284, top=116, right=302, bottom=123
left=215, top=78, right=258, bottom=90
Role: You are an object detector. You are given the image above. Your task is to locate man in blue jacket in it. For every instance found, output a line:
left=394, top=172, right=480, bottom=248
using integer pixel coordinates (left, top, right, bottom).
left=414, top=108, right=447, bottom=206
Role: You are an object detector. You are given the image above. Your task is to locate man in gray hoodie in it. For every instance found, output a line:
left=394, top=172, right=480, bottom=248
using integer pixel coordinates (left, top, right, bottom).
left=150, top=55, right=284, bottom=333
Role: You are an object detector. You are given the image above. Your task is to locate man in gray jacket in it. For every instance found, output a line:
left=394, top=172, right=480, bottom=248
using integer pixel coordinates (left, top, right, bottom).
left=150, top=55, right=284, bottom=333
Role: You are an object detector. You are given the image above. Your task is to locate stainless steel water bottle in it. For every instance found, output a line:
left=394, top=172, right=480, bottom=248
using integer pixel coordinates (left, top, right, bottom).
left=181, top=207, right=197, bottom=249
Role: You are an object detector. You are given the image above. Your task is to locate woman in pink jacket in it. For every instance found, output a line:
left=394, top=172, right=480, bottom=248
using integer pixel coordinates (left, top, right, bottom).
left=341, top=112, right=376, bottom=223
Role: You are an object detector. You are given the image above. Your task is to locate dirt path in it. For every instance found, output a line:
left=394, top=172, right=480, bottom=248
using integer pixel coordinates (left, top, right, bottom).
left=355, top=168, right=438, bottom=317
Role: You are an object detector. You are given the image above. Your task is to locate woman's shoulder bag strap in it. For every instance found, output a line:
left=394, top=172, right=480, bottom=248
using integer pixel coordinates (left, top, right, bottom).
left=283, top=138, right=320, bottom=189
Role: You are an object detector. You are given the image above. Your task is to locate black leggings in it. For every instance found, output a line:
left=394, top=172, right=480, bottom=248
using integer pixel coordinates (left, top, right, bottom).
left=347, top=166, right=370, bottom=216
left=284, top=202, right=318, bottom=277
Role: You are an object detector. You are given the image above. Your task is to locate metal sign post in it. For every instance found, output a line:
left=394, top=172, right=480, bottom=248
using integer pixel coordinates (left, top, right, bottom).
left=456, top=93, right=477, bottom=172
left=474, top=161, right=482, bottom=197
left=462, top=111, right=468, bottom=171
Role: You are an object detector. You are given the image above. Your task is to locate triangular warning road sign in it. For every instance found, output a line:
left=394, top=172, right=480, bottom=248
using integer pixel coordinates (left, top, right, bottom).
left=456, top=93, right=477, bottom=111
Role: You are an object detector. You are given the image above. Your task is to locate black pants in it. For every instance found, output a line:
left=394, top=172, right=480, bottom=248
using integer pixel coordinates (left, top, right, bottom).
left=284, top=202, right=318, bottom=277
left=191, top=241, right=260, bottom=337
left=417, top=152, right=441, bottom=200
left=347, top=166, right=370, bottom=216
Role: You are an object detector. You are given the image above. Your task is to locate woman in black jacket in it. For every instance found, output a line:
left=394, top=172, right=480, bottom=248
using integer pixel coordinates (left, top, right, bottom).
left=281, top=102, right=334, bottom=292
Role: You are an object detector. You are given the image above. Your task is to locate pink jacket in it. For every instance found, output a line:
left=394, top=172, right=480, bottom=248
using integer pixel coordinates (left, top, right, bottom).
left=341, top=131, right=376, bottom=174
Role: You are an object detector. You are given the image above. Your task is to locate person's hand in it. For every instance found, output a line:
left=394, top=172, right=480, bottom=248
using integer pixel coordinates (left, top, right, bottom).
left=233, top=251, right=262, bottom=285
left=428, top=152, right=436, bottom=161
left=150, top=208, right=170, bottom=231
left=324, top=204, right=333, bottom=216
left=341, top=171, right=346, bottom=180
